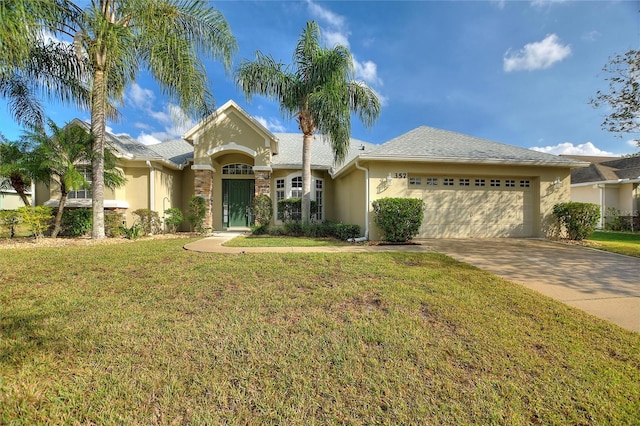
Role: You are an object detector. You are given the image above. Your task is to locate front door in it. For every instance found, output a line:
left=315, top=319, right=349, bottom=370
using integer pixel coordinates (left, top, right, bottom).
left=223, top=179, right=254, bottom=228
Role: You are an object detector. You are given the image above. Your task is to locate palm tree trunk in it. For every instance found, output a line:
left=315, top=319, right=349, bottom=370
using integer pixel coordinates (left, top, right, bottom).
left=51, top=192, right=67, bottom=238
left=10, top=174, right=31, bottom=206
left=301, top=133, right=312, bottom=224
left=90, top=68, right=107, bottom=239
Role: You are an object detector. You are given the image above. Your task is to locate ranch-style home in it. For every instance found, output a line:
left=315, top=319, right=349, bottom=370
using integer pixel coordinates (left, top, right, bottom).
left=35, top=100, right=587, bottom=239
left=562, top=154, right=640, bottom=228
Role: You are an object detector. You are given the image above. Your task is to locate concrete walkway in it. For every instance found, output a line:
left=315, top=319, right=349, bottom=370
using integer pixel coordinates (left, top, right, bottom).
left=184, top=234, right=640, bottom=333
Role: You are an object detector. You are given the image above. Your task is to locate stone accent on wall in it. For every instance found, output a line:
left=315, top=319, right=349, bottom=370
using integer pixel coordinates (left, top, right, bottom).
left=254, top=171, right=271, bottom=198
left=194, top=169, right=214, bottom=229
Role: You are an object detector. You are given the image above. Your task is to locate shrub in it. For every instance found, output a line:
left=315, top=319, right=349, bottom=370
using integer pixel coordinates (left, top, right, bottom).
left=277, top=198, right=317, bottom=223
left=105, top=212, right=125, bottom=238
left=132, top=209, right=162, bottom=235
left=188, top=196, right=207, bottom=233
left=250, top=224, right=270, bottom=235
left=17, top=206, right=53, bottom=239
left=164, top=208, right=184, bottom=233
left=552, top=202, right=600, bottom=241
left=122, top=222, right=143, bottom=240
left=252, top=194, right=273, bottom=226
left=0, top=210, right=20, bottom=238
left=61, top=208, right=92, bottom=237
left=372, top=198, right=424, bottom=243
left=333, top=223, right=361, bottom=240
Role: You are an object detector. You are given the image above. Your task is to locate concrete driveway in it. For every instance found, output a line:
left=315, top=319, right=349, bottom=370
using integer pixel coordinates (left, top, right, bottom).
left=421, top=238, right=640, bottom=333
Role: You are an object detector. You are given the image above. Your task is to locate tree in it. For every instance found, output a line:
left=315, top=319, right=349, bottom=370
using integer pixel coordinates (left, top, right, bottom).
left=25, top=120, right=126, bottom=238
left=0, top=136, right=35, bottom=206
left=235, top=21, right=380, bottom=223
left=2, top=0, right=237, bottom=239
left=591, top=50, right=640, bottom=147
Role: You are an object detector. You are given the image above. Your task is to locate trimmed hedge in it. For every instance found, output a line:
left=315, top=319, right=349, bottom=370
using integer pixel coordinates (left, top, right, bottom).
left=372, top=198, right=425, bottom=242
left=552, top=202, right=600, bottom=241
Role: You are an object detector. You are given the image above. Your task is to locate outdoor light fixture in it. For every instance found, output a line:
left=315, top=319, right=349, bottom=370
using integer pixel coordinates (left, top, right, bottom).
left=386, top=173, right=393, bottom=186
left=553, top=178, right=563, bottom=189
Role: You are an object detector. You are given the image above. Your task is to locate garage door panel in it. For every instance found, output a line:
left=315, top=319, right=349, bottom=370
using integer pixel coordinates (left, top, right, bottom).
left=417, top=177, right=535, bottom=238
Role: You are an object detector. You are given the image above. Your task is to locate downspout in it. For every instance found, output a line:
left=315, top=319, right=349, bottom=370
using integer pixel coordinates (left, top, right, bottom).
left=599, top=184, right=605, bottom=229
left=352, top=159, right=370, bottom=241
left=146, top=161, right=155, bottom=211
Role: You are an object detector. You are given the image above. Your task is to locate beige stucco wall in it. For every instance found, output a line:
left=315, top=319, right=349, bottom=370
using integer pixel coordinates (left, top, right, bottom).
left=120, top=165, right=150, bottom=226
left=0, top=191, right=32, bottom=210
left=333, top=167, right=367, bottom=235
left=572, top=182, right=638, bottom=228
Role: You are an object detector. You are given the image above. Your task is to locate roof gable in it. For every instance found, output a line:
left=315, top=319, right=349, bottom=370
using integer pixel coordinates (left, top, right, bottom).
left=563, top=154, right=640, bottom=184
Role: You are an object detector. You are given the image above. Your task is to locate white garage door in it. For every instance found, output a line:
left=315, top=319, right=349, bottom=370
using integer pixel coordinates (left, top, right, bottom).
left=415, top=176, right=535, bottom=238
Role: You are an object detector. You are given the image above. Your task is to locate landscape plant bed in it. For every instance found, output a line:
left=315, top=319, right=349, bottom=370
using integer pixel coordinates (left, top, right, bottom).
left=2, top=239, right=639, bottom=424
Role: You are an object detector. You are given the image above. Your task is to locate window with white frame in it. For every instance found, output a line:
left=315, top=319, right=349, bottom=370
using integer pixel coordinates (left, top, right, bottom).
left=459, top=178, right=470, bottom=186
left=490, top=179, right=501, bottom=187
left=443, top=178, right=455, bottom=186
left=291, top=176, right=303, bottom=198
left=426, top=177, right=438, bottom=186
left=520, top=180, right=531, bottom=188
left=409, top=177, right=421, bottom=186
left=475, top=179, right=486, bottom=187
left=276, top=179, right=285, bottom=202
left=505, top=179, right=516, bottom=187
left=315, top=179, right=323, bottom=221
left=222, top=163, right=253, bottom=175
left=68, top=168, right=92, bottom=199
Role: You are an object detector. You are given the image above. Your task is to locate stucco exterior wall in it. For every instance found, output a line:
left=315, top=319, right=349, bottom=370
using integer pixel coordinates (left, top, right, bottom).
left=120, top=165, right=150, bottom=226
left=0, top=192, right=31, bottom=210
left=333, top=167, right=367, bottom=235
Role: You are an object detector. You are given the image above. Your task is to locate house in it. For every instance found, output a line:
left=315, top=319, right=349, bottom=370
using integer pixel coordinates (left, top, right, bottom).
left=0, top=178, right=32, bottom=209
left=36, top=100, right=587, bottom=239
left=562, top=155, right=640, bottom=228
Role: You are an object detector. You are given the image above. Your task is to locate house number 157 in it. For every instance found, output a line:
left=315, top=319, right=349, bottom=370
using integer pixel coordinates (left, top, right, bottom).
left=393, top=172, right=407, bottom=179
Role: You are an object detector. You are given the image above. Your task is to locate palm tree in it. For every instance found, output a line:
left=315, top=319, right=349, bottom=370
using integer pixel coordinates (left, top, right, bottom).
left=235, top=21, right=380, bottom=223
left=2, top=0, right=237, bottom=239
left=25, top=120, right=126, bottom=238
left=0, top=136, right=35, bottom=206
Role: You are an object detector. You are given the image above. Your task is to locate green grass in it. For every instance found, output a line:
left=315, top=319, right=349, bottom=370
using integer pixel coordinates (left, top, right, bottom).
left=223, top=235, right=351, bottom=247
left=586, top=231, right=640, bottom=257
left=2, top=239, right=639, bottom=424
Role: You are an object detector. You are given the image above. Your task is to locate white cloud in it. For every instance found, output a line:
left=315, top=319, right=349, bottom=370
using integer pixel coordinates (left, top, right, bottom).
left=255, top=116, right=287, bottom=132
left=530, top=141, right=614, bottom=156
left=325, top=30, right=350, bottom=48
left=582, top=30, right=600, bottom=42
left=353, top=57, right=382, bottom=86
left=305, top=0, right=345, bottom=28
left=530, top=0, right=567, bottom=7
left=137, top=133, right=163, bottom=146
left=127, top=83, right=155, bottom=110
left=504, top=34, right=571, bottom=72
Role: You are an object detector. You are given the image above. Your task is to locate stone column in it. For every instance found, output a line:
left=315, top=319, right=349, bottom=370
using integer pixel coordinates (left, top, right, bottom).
left=194, top=169, right=213, bottom=230
left=254, top=171, right=271, bottom=198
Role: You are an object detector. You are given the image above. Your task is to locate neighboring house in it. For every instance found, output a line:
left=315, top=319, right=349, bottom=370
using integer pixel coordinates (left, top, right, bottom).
left=562, top=155, right=640, bottom=228
left=36, top=100, right=587, bottom=238
left=0, top=178, right=32, bottom=209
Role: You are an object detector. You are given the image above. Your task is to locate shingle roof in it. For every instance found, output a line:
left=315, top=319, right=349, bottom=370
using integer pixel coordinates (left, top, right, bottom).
left=271, top=133, right=376, bottom=169
left=364, top=126, right=581, bottom=166
left=147, top=139, right=194, bottom=167
left=562, top=155, right=640, bottom=184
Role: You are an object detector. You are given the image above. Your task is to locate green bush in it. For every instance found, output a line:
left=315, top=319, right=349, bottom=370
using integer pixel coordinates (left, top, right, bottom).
left=105, top=212, right=125, bottom=238
left=552, top=202, right=601, bottom=241
left=333, top=223, right=361, bottom=241
left=122, top=222, right=143, bottom=240
left=0, top=210, right=20, bottom=238
left=372, top=198, right=424, bottom=243
left=17, top=206, right=53, bottom=238
left=61, top=208, right=92, bottom=237
left=188, top=196, right=207, bottom=233
left=252, top=194, right=273, bottom=226
left=277, top=198, right=317, bottom=223
left=164, top=207, right=184, bottom=233
left=132, top=209, right=162, bottom=235
left=250, top=224, right=270, bottom=235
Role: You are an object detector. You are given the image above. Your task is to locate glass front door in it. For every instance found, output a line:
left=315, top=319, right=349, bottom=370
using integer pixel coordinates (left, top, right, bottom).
left=223, top=179, right=254, bottom=228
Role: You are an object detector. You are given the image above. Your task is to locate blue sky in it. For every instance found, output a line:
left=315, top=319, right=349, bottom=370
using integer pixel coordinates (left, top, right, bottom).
left=2, top=0, right=639, bottom=156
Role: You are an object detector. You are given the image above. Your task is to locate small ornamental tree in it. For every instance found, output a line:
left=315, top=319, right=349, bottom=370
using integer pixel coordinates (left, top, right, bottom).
left=552, top=202, right=601, bottom=241
left=372, top=198, right=425, bottom=243
left=0, top=210, right=20, bottom=238
left=132, top=209, right=162, bottom=235
left=252, top=194, right=273, bottom=226
left=188, top=196, right=207, bottom=233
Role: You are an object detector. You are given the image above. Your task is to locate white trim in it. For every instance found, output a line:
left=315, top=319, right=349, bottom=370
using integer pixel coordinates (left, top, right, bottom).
left=571, top=178, right=640, bottom=188
left=207, top=143, right=257, bottom=158
left=191, top=164, right=216, bottom=172
left=44, top=199, right=129, bottom=209
left=252, top=166, right=273, bottom=172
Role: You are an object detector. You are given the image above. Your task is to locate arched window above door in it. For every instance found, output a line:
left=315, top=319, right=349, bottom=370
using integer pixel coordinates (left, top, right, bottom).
left=222, top=163, right=254, bottom=175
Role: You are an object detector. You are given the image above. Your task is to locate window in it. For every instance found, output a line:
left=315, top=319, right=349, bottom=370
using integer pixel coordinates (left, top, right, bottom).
left=68, top=168, right=92, bottom=199
left=520, top=180, right=531, bottom=188
left=315, top=179, right=323, bottom=221
left=459, top=178, right=470, bottom=186
left=426, top=177, right=438, bottom=186
left=291, top=176, right=302, bottom=198
left=490, top=179, right=501, bottom=187
left=222, top=163, right=253, bottom=175
left=409, top=177, right=421, bottom=186
left=475, top=179, right=485, bottom=187
left=505, top=179, right=515, bottom=187
left=276, top=179, right=285, bottom=202
left=443, top=178, right=455, bottom=186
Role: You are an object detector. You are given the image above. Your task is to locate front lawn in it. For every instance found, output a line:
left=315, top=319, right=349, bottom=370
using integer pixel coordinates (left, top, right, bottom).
left=2, top=239, right=639, bottom=424
left=586, top=231, right=640, bottom=258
